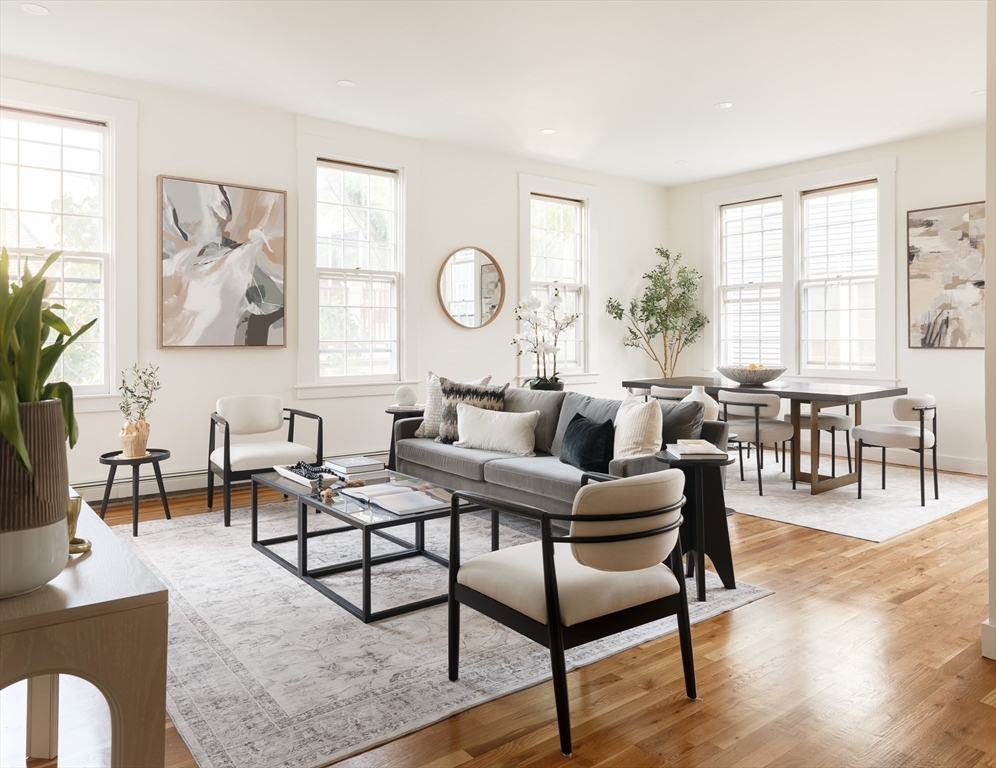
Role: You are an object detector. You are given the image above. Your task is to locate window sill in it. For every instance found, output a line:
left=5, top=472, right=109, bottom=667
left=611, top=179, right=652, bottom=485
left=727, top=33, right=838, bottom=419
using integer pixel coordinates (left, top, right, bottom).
left=296, top=381, right=419, bottom=400
left=74, top=394, right=119, bottom=414
left=515, top=372, right=600, bottom=387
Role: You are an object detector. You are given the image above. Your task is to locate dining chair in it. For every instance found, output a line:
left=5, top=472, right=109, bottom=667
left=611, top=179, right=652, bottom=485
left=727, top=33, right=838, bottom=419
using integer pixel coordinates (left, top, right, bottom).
left=208, top=395, right=323, bottom=525
left=447, top=470, right=696, bottom=757
left=782, top=405, right=855, bottom=476
left=852, top=395, right=937, bottom=507
left=718, top=390, right=795, bottom=496
left=650, top=385, right=693, bottom=402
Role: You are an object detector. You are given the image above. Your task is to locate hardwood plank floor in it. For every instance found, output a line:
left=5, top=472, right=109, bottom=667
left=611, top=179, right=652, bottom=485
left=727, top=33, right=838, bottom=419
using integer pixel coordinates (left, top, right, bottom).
left=1, top=474, right=992, bottom=768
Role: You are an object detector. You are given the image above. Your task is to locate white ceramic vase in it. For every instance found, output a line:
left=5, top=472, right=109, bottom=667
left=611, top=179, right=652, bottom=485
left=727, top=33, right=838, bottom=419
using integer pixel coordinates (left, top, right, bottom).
left=682, top=385, right=720, bottom=421
left=0, top=521, right=70, bottom=597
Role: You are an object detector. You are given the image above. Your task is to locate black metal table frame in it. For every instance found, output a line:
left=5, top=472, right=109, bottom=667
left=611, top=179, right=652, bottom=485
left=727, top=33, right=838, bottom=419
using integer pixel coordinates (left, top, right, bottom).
left=99, top=448, right=172, bottom=537
left=250, top=473, right=494, bottom=623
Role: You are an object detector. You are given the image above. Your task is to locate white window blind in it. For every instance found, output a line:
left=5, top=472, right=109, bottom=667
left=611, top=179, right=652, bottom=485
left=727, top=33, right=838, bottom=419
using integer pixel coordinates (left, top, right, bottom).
left=529, top=194, right=585, bottom=370
left=718, top=197, right=782, bottom=366
left=315, top=160, right=400, bottom=380
left=800, top=181, right=877, bottom=371
left=0, top=108, right=109, bottom=393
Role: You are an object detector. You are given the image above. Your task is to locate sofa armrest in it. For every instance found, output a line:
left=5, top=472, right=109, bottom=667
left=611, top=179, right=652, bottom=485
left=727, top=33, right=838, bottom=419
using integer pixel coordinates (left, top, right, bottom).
left=394, top=417, right=424, bottom=443
left=608, top=453, right=666, bottom=478
left=700, top=419, right=729, bottom=450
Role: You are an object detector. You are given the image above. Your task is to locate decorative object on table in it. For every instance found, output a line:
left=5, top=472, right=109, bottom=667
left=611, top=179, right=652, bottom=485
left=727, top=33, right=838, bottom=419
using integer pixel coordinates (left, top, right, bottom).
left=342, top=478, right=366, bottom=488
left=66, top=489, right=91, bottom=554
left=118, top=362, right=161, bottom=459
left=605, top=248, right=707, bottom=377
left=716, top=363, right=787, bottom=385
left=907, top=202, right=985, bottom=349
left=393, top=385, right=418, bottom=407
left=681, top=385, right=720, bottom=420
left=437, top=247, right=505, bottom=328
left=437, top=378, right=509, bottom=444
left=415, top=372, right=491, bottom=439
left=319, top=487, right=339, bottom=503
left=273, top=461, right=337, bottom=491
left=1, top=249, right=96, bottom=598
left=512, top=290, right=578, bottom=390
left=99, top=449, right=172, bottom=537
left=158, top=175, right=286, bottom=348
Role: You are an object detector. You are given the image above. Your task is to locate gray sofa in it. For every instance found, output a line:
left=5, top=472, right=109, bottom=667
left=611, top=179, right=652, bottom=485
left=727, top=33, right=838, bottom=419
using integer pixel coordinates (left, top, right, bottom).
left=395, top=389, right=729, bottom=517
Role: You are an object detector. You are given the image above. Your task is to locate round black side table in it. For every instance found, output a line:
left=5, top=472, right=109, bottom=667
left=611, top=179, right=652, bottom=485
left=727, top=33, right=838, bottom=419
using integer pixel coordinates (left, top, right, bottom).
left=385, top=406, right=425, bottom=471
left=656, top=451, right=736, bottom=603
left=99, top=449, right=172, bottom=537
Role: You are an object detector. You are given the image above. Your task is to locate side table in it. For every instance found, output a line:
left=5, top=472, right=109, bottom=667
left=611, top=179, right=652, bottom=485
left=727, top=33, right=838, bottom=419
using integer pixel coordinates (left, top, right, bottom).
left=385, top=406, right=425, bottom=471
left=98, top=449, right=171, bottom=537
left=656, top=452, right=737, bottom=602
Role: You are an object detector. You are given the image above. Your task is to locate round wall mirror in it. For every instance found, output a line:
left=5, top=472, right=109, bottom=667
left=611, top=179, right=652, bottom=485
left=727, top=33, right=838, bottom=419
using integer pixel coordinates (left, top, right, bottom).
left=437, top=247, right=505, bottom=328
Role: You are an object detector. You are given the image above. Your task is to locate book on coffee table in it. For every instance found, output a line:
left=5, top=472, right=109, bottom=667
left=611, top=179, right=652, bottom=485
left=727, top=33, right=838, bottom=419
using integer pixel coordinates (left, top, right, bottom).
left=341, top=481, right=464, bottom=515
left=665, top=440, right=728, bottom=460
left=324, top=456, right=385, bottom=475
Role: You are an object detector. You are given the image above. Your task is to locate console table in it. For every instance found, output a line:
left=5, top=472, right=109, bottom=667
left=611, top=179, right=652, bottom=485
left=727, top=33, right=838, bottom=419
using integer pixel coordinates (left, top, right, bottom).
left=0, top=501, right=168, bottom=766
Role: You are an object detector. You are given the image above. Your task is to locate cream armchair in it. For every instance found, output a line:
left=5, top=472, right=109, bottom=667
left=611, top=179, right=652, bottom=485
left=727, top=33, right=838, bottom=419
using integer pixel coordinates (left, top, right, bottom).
left=208, top=395, right=323, bottom=525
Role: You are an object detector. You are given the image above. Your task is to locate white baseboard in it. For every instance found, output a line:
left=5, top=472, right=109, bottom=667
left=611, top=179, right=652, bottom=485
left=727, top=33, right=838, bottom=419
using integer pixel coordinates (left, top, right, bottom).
left=795, top=436, right=986, bottom=476
left=982, top=620, right=996, bottom=660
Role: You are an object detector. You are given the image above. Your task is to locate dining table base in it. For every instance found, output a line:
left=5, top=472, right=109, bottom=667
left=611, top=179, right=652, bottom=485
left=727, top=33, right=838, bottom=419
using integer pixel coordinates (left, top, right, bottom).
left=791, top=400, right=862, bottom=494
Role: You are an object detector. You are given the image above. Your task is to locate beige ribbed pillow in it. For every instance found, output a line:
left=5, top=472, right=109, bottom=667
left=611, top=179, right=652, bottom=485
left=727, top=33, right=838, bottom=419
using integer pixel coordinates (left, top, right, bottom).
left=613, top=394, right=663, bottom=458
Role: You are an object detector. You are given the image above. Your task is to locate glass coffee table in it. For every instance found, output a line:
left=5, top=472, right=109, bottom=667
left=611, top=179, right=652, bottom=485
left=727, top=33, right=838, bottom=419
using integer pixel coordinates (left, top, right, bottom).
left=250, top=470, right=492, bottom=623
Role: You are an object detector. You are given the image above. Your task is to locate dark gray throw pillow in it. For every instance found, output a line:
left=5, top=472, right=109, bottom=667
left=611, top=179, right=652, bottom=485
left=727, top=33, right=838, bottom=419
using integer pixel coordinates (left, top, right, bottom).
left=437, top=378, right=508, bottom=444
left=659, top=400, right=705, bottom=444
left=559, top=412, right=615, bottom=474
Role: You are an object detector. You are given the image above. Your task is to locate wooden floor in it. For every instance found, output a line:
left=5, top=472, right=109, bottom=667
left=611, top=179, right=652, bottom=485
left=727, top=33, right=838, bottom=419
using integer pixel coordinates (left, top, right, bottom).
left=2, top=471, right=994, bottom=768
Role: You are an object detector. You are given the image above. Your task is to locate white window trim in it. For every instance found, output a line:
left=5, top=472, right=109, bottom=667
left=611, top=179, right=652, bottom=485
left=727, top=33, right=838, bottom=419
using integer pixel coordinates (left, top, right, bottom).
left=701, top=157, right=897, bottom=383
left=296, top=116, right=420, bottom=400
left=517, top=174, right=599, bottom=386
left=1, top=78, right=138, bottom=411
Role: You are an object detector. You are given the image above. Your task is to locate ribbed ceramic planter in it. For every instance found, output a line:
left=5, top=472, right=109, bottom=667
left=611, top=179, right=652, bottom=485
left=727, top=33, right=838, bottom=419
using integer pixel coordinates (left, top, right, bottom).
left=0, top=400, right=70, bottom=598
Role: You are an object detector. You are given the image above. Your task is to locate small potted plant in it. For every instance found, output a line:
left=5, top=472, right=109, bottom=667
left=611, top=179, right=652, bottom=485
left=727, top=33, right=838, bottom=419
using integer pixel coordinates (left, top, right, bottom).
left=119, top=363, right=161, bottom=458
left=511, top=290, right=579, bottom=390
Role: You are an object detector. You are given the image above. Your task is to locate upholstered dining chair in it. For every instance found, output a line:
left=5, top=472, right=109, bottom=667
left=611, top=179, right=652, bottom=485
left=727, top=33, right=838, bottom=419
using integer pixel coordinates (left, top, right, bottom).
left=782, top=406, right=855, bottom=477
left=718, top=390, right=795, bottom=496
left=852, top=394, right=937, bottom=507
left=650, top=385, right=693, bottom=402
left=208, top=395, right=323, bottom=525
left=447, top=470, right=696, bottom=757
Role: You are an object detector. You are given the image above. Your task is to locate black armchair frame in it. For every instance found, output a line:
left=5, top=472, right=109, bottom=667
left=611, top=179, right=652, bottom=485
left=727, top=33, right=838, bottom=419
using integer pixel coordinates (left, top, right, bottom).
left=447, top=474, right=695, bottom=757
left=857, top=404, right=937, bottom=507
left=208, top=407, right=324, bottom=526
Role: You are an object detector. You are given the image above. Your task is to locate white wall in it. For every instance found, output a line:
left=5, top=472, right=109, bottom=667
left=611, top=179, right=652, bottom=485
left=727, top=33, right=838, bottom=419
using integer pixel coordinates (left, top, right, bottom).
left=665, top=125, right=988, bottom=474
left=0, top=56, right=669, bottom=499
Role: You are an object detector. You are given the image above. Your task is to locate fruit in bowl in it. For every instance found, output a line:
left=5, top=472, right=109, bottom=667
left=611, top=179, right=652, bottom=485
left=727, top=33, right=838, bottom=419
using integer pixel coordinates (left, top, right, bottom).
left=716, top=364, right=787, bottom=385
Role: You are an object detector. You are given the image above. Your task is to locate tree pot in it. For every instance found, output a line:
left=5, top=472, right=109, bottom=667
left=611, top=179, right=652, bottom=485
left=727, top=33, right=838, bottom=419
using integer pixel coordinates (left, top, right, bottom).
left=529, top=381, right=565, bottom=391
left=0, top=400, right=70, bottom=598
left=120, top=420, right=151, bottom=458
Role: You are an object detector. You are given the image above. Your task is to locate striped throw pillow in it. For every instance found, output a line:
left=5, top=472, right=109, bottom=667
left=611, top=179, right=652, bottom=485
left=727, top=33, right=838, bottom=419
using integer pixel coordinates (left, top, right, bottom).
left=437, top=378, right=508, bottom=444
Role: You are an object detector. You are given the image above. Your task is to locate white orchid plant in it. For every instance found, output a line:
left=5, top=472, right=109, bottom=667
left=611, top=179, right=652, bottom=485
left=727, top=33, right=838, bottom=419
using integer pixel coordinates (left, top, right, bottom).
left=511, top=290, right=579, bottom=386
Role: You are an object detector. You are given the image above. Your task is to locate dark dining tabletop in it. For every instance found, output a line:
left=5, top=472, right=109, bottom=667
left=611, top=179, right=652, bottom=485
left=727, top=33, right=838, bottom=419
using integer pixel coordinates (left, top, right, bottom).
left=622, top=376, right=907, bottom=404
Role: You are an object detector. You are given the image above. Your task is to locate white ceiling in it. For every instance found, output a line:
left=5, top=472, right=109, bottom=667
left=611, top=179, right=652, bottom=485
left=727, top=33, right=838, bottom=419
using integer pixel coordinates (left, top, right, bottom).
left=0, top=0, right=987, bottom=186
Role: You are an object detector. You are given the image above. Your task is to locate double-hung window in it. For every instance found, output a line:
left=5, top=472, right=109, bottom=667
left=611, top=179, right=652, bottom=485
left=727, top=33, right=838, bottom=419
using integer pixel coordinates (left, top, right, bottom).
left=528, top=194, right=585, bottom=370
left=315, top=160, right=400, bottom=381
left=0, top=108, right=108, bottom=393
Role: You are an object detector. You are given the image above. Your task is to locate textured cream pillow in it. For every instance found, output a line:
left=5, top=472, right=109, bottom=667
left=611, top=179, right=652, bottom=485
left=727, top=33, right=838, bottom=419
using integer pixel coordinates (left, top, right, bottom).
left=613, top=394, right=663, bottom=458
left=454, top=403, right=540, bottom=455
left=415, top=372, right=492, bottom=439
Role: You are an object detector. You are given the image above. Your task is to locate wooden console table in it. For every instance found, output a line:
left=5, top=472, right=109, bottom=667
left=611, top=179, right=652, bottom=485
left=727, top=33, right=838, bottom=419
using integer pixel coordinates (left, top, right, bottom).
left=0, top=501, right=168, bottom=766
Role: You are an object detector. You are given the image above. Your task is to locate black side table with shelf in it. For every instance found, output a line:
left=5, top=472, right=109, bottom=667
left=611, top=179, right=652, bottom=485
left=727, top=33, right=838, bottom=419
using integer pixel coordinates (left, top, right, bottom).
left=385, top=405, right=425, bottom=471
left=98, top=448, right=172, bottom=537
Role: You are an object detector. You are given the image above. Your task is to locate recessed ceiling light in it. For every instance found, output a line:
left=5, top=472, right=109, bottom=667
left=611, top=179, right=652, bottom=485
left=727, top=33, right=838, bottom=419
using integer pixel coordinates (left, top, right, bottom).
left=715, top=102, right=733, bottom=109
left=20, top=3, right=49, bottom=14
left=674, top=160, right=688, bottom=165
left=971, top=88, right=986, bottom=96
left=539, top=128, right=556, bottom=135
left=336, top=80, right=356, bottom=88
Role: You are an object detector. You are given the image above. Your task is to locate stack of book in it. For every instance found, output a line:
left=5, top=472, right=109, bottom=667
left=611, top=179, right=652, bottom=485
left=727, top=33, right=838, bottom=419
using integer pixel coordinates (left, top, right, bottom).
left=665, top=439, right=729, bottom=460
left=324, top=456, right=391, bottom=483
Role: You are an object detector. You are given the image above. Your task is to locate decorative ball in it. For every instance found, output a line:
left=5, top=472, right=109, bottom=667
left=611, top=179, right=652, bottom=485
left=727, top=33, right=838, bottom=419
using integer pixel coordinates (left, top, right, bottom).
left=395, top=385, right=417, bottom=407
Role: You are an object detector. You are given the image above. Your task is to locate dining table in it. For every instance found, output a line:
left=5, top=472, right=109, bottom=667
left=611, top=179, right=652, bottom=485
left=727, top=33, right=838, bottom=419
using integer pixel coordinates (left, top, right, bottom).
left=622, top=375, right=908, bottom=495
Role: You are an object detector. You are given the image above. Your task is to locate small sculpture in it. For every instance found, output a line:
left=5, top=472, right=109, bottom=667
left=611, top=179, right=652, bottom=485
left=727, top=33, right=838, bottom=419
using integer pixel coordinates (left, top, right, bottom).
left=319, top=487, right=338, bottom=503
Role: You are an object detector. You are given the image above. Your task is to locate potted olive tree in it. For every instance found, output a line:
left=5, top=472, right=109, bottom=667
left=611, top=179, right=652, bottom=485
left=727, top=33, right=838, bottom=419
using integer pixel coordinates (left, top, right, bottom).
left=1, top=249, right=96, bottom=597
left=119, top=363, right=161, bottom=458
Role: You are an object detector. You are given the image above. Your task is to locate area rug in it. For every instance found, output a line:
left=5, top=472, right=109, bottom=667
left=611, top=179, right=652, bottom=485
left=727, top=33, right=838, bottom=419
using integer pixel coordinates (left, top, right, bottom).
left=724, top=451, right=987, bottom=542
left=116, top=502, right=771, bottom=768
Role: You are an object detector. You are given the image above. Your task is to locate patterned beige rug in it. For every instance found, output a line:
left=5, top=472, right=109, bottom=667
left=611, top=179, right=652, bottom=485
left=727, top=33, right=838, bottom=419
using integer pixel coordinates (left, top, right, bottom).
left=117, top=503, right=771, bottom=768
left=724, top=451, right=987, bottom=541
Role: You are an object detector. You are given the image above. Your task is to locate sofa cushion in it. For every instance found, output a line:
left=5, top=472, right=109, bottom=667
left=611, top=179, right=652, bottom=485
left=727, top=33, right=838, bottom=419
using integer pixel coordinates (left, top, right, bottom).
left=438, top=378, right=508, bottom=444
left=615, top=394, right=664, bottom=458
left=551, top=393, right=622, bottom=456
left=659, top=400, right=705, bottom=443
left=210, top=441, right=315, bottom=472
left=484, top=455, right=587, bottom=504
left=396, top=438, right=518, bottom=481
left=559, top=413, right=615, bottom=474
left=415, top=372, right=492, bottom=439
left=503, top=388, right=568, bottom=455
left=454, top=404, right=540, bottom=455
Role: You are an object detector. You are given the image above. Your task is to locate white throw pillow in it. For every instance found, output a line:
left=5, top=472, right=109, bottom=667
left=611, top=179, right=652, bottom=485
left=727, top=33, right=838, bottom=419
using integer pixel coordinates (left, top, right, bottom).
left=613, top=393, right=663, bottom=458
left=454, top=403, right=540, bottom=455
left=415, top=372, right=492, bottom=439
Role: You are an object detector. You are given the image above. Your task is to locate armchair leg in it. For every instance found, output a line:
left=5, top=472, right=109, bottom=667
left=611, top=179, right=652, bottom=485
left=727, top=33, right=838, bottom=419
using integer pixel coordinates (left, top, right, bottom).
left=676, top=587, right=697, bottom=700
left=919, top=447, right=925, bottom=507
left=933, top=443, right=939, bottom=500
left=755, top=441, right=763, bottom=496
left=549, top=627, right=572, bottom=757
left=207, top=468, right=215, bottom=508
left=448, top=598, right=460, bottom=681
left=737, top=442, right=745, bottom=481
left=882, top=447, right=886, bottom=490
left=791, top=436, right=796, bottom=490
left=781, top=441, right=787, bottom=472
left=223, top=470, right=232, bottom=527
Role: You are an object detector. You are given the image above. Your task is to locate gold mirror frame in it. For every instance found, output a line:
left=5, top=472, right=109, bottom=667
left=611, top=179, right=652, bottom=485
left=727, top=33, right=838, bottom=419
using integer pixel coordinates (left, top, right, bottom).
left=437, top=246, right=506, bottom=329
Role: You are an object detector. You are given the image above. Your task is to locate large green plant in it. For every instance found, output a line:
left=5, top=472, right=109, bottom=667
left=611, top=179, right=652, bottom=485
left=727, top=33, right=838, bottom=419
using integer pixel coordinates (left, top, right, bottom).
left=605, top=247, right=708, bottom=378
left=1, top=248, right=97, bottom=472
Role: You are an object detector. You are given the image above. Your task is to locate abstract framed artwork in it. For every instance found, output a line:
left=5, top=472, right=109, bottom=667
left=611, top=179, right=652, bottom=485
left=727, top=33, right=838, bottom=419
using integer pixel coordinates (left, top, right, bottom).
left=158, top=175, right=287, bottom=348
left=907, top=201, right=986, bottom=349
